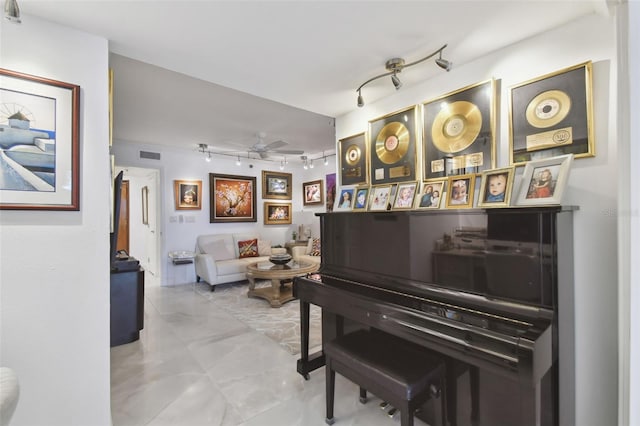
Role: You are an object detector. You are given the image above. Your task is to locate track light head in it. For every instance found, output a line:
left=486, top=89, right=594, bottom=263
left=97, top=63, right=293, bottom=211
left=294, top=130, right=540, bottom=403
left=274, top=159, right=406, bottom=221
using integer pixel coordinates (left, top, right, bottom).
left=436, top=58, right=452, bottom=71
left=357, top=90, right=364, bottom=108
left=391, top=73, right=402, bottom=90
left=4, top=0, right=20, bottom=23
left=236, top=156, right=241, bottom=166
left=324, top=156, right=329, bottom=166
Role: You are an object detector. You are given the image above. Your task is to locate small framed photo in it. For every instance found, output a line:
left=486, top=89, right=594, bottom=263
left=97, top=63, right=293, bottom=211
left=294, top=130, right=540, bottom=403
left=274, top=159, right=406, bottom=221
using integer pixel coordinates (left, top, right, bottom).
left=415, top=180, right=446, bottom=209
left=477, top=167, right=515, bottom=208
left=303, top=179, right=324, bottom=206
left=392, top=181, right=418, bottom=210
left=174, top=179, right=202, bottom=210
left=368, top=185, right=393, bottom=211
left=264, top=202, right=292, bottom=225
left=353, top=186, right=370, bottom=211
left=262, top=170, right=292, bottom=200
left=335, top=187, right=355, bottom=211
left=516, top=154, right=573, bottom=206
left=445, top=174, right=475, bottom=209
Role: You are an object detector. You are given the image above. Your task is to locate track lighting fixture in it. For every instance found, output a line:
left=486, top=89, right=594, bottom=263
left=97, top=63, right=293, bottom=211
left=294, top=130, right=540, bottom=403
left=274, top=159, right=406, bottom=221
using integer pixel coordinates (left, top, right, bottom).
left=309, top=160, right=314, bottom=169
left=205, top=152, right=212, bottom=162
left=4, top=0, right=20, bottom=23
left=279, top=161, right=285, bottom=170
left=324, top=155, right=329, bottom=166
left=356, top=44, right=451, bottom=107
left=236, top=156, right=241, bottom=166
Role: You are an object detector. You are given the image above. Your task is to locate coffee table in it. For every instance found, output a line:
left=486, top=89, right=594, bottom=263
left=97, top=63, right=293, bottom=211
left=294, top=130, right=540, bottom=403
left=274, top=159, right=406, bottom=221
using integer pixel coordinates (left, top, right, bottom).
left=246, top=260, right=319, bottom=308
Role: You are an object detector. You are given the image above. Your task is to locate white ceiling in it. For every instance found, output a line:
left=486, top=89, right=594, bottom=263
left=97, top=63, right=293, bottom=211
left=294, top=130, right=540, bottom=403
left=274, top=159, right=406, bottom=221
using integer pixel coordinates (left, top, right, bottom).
left=19, top=0, right=607, bottom=162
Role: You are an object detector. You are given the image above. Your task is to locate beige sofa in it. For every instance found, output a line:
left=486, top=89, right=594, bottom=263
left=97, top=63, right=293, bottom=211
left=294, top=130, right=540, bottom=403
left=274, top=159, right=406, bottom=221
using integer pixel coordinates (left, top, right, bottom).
left=291, top=238, right=321, bottom=265
left=194, top=233, right=286, bottom=290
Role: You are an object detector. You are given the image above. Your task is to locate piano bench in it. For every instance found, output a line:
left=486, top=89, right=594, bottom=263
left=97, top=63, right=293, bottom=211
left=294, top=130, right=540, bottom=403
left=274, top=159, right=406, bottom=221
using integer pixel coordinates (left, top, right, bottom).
left=324, top=329, right=447, bottom=426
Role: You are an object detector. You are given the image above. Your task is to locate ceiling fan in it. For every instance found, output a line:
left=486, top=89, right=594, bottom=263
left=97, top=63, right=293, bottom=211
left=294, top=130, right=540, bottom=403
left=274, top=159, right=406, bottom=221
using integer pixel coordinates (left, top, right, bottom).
left=246, top=132, right=305, bottom=159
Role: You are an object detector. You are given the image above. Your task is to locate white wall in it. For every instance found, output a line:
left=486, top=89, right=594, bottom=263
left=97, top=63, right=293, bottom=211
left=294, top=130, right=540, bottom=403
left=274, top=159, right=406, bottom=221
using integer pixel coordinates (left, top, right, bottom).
left=336, top=10, right=619, bottom=426
left=111, top=142, right=335, bottom=285
left=0, top=15, right=111, bottom=426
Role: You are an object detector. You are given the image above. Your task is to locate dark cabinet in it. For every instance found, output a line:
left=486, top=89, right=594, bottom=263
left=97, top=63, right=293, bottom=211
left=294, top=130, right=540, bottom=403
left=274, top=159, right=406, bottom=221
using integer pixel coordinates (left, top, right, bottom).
left=110, top=268, right=144, bottom=346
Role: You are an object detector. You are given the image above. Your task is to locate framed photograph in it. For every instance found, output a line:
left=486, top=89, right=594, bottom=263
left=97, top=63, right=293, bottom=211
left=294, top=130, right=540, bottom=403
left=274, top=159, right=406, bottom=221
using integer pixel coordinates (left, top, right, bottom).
left=392, top=181, right=418, bottom=210
left=264, top=202, right=292, bottom=225
left=509, top=61, right=594, bottom=165
left=353, top=186, right=370, bottom=211
left=0, top=68, right=80, bottom=210
left=415, top=180, right=446, bottom=209
left=174, top=179, right=202, bottom=210
left=368, top=105, right=418, bottom=185
left=422, top=79, right=496, bottom=180
left=338, top=132, right=368, bottom=186
left=209, top=173, right=257, bottom=223
left=262, top=170, right=292, bottom=200
left=445, top=174, right=476, bottom=209
left=302, top=179, right=324, bottom=206
left=477, top=167, right=515, bottom=208
left=368, top=185, right=393, bottom=211
left=516, top=154, right=573, bottom=206
left=325, top=173, right=336, bottom=212
left=335, top=187, right=355, bottom=211
left=141, top=186, right=149, bottom=225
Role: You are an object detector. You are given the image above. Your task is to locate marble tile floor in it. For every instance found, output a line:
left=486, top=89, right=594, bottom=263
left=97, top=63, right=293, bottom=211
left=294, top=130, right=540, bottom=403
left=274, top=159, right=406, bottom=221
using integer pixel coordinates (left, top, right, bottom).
left=111, top=279, right=431, bottom=426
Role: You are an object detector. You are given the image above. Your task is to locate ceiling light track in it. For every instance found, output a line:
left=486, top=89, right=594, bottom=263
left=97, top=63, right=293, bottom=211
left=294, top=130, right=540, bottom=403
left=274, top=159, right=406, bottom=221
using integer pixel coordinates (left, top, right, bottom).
left=356, top=44, right=451, bottom=107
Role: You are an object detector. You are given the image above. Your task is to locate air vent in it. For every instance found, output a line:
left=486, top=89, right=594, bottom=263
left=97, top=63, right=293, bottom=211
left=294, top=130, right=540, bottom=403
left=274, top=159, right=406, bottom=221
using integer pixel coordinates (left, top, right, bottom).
left=139, top=151, right=161, bottom=160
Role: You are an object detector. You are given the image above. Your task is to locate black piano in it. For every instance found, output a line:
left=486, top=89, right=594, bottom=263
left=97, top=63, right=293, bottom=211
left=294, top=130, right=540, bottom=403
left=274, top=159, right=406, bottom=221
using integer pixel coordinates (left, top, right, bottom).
left=293, top=207, right=576, bottom=426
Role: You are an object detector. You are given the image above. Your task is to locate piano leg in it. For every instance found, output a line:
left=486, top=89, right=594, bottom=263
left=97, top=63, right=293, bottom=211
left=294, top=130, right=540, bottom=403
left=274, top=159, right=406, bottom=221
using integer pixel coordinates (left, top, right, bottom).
left=325, top=357, right=336, bottom=425
left=296, top=299, right=325, bottom=379
left=446, top=358, right=458, bottom=426
left=470, top=366, right=480, bottom=426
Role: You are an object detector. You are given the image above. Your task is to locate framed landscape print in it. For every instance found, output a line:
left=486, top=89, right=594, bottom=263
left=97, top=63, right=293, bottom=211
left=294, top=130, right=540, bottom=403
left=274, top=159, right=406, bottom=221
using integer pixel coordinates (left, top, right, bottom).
left=509, top=61, right=594, bottom=165
left=445, top=174, right=475, bottom=209
left=264, top=202, right=292, bottom=225
left=368, top=105, right=418, bottom=185
left=0, top=68, right=80, bottom=210
left=477, top=167, right=515, bottom=208
left=422, top=79, right=496, bottom=180
left=174, top=179, right=202, bottom=210
left=209, top=173, right=257, bottom=223
left=415, top=180, right=446, bottom=209
left=262, top=170, right=292, bottom=200
left=516, top=154, right=573, bottom=206
left=338, top=132, right=368, bottom=186
left=303, top=179, right=324, bottom=206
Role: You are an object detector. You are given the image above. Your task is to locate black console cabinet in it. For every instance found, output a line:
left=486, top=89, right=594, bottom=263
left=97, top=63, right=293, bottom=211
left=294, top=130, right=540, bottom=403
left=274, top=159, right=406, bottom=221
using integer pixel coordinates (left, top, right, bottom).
left=110, top=268, right=144, bottom=346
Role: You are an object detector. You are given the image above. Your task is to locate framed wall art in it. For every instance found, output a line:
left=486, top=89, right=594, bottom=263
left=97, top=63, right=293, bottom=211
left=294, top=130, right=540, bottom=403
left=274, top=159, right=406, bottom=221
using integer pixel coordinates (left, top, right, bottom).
left=262, top=170, right=292, bottom=200
left=141, top=186, right=149, bottom=225
left=338, top=132, right=368, bottom=186
left=477, top=167, right=515, bottom=208
left=302, top=179, right=324, bottom=206
left=415, top=180, right=446, bottom=209
left=445, top=174, right=475, bottom=209
left=209, top=173, right=257, bottom=223
left=422, top=79, right=496, bottom=180
left=352, top=186, right=370, bottom=211
left=335, top=186, right=355, bottom=211
left=515, top=154, right=573, bottom=206
left=325, top=173, right=336, bottom=212
left=509, top=61, right=594, bottom=165
left=392, top=181, right=418, bottom=210
left=368, top=185, right=393, bottom=211
left=0, top=68, right=80, bottom=210
left=264, top=202, right=292, bottom=225
left=174, top=179, right=202, bottom=210
left=368, top=105, right=418, bottom=185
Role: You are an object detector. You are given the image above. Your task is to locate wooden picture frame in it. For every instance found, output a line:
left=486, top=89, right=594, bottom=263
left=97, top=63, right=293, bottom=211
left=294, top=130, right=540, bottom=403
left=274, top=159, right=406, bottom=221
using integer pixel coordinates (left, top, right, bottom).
left=368, top=185, right=393, bottom=211
left=209, top=173, right=257, bottom=223
left=141, top=186, right=149, bottom=225
left=338, top=132, right=368, bottom=186
left=445, top=174, right=476, bottom=209
left=352, top=186, right=370, bottom=211
left=516, top=154, right=573, bottom=206
left=415, top=180, right=446, bottom=209
left=509, top=61, right=594, bottom=165
left=264, top=202, right=292, bottom=225
left=262, top=170, right=292, bottom=200
left=174, top=179, right=202, bottom=210
left=422, top=79, right=496, bottom=180
left=0, top=68, right=80, bottom=210
left=392, top=181, right=418, bottom=210
left=477, top=167, right=515, bottom=208
left=302, top=179, right=324, bottom=206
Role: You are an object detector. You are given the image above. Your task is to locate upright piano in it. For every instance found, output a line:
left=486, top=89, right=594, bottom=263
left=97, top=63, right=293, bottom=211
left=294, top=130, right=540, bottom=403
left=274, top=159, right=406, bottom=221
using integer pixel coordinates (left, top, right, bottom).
left=293, top=207, right=576, bottom=426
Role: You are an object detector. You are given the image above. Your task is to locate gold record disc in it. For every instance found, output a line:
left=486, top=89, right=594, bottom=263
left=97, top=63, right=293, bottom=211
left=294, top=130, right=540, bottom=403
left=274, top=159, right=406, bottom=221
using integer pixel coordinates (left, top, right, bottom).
left=431, top=101, right=482, bottom=154
left=375, top=122, right=410, bottom=164
left=344, top=145, right=361, bottom=166
left=525, top=90, right=571, bottom=129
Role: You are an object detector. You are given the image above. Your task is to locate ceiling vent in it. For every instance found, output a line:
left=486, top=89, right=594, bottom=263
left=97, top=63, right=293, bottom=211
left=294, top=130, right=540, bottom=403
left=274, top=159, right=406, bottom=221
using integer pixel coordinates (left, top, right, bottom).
left=139, top=151, right=161, bottom=160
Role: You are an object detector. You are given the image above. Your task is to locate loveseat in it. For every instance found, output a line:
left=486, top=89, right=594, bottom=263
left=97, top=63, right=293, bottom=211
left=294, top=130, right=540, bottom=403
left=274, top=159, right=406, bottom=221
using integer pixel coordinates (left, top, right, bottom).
left=290, top=237, right=321, bottom=265
left=194, top=233, right=286, bottom=290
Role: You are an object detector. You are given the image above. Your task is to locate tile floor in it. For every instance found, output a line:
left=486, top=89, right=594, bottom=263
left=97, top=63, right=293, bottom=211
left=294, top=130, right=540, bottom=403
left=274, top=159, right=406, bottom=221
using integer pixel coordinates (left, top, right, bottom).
left=110, top=274, right=431, bottom=426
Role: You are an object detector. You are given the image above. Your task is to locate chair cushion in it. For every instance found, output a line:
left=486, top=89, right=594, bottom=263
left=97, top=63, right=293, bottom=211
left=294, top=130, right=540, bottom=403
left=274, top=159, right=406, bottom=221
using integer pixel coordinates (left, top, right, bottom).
left=238, top=238, right=259, bottom=258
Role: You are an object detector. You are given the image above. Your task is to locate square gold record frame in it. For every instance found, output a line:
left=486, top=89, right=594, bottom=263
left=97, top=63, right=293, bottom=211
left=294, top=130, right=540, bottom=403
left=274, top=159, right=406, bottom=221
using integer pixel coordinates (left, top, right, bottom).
left=509, top=61, right=594, bottom=165
left=368, top=105, right=418, bottom=185
left=422, top=79, right=496, bottom=180
left=338, top=132, right=368, bottom=186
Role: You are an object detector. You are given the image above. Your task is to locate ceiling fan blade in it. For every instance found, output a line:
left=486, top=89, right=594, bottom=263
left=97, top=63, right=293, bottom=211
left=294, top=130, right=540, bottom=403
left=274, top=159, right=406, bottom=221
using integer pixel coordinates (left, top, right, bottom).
left=264, top=140, right=287, bottom=150
left=259, top=151, right=269, bottom=159
left=274, top=149, right=305, bottom=155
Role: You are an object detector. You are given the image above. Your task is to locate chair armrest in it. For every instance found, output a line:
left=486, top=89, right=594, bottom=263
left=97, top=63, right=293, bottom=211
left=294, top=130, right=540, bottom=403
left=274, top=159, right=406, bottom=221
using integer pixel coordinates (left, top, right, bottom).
left=291, top=245, right=307, bottom=260
left=194, top=253, right=218, bottom=283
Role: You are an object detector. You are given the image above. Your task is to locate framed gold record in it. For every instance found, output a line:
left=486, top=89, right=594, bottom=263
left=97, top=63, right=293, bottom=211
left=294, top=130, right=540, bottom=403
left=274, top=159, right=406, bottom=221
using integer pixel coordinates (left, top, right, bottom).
left=368, top=105, right=418, bottom=185
left=422, top=79, right=496, bottom=180
left=338, top=132, right=368, bottom=186
left=509, top=61, right=594, bottom=165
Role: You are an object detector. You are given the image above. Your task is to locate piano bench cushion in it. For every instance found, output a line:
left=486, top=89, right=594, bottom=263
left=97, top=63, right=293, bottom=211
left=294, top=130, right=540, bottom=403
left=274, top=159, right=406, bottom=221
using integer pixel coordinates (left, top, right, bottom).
left=324, top=329, right=445, bottom=401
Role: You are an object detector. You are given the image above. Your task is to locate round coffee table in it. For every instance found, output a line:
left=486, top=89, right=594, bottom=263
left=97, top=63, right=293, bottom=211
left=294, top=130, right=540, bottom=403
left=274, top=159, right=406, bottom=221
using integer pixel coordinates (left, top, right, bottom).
left=246, top=260, right=319, bottom=308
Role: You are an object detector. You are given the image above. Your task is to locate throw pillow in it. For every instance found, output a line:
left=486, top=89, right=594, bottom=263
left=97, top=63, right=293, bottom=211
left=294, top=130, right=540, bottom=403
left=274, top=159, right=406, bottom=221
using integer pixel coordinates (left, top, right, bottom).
left=257, top=239, right=272, bottom=256
left=202, top=239, right=234, bottom=261
left=238, top=239, right=259, bottom=258
left=310, top=238, right=321, bottom=256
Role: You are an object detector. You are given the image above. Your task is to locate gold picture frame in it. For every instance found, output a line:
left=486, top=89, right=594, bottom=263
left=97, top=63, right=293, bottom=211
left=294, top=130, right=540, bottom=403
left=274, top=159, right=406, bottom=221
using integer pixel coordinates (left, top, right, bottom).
left=262, top=170, right=292, bottom=200
left=392, top=181, right=418, bottom=210
left=415, top=180, right=446, bottom=209
left=174, top=179, right=202, bottom=210
left=352, top=186, right=370, bottom=211
left=302, top=179, right=324, bottom=206
left=509, top=61, right=594, bottom=165
left=264, top=202, right=292, bottom=225
left=368, top=184, right=393, bottom=211
left=477, top=167, right=515, bottom=208
left=445, top=174, right=476, bottom=209
left=338, top=132, right=368, bottom=186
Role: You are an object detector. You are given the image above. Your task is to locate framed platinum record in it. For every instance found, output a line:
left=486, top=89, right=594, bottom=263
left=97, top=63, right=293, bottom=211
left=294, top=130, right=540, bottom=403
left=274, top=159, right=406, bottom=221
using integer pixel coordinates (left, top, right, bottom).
left=338, top=132, right=368, bottom=186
